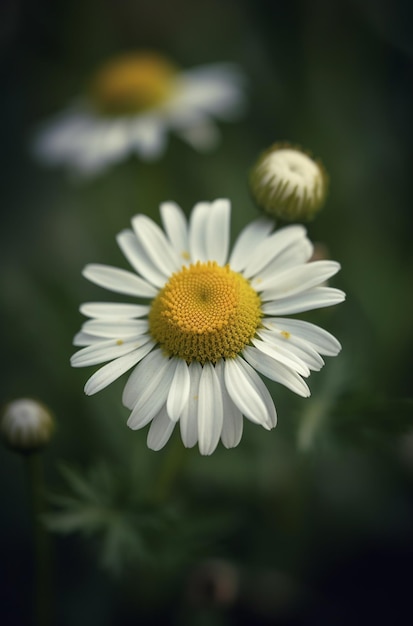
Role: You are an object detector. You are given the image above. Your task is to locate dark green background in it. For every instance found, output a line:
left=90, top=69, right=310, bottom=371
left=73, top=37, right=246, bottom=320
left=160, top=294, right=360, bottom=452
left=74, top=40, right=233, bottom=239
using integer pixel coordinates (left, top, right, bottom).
left=1, top=0, right=413, bottom=624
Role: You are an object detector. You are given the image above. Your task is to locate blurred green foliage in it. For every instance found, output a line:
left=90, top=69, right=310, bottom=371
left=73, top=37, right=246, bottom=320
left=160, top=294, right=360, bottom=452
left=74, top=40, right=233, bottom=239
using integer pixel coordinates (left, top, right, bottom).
left=1, top=0, right=413, bottom=625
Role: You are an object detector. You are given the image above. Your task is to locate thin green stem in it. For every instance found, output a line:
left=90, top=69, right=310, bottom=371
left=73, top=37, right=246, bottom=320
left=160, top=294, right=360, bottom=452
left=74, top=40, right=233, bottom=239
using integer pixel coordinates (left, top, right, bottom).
left=151, top=435, right=189, bottom=504
left=26, top=453, right=53, bottom=626
left=297, top=396, right=332, bottom=452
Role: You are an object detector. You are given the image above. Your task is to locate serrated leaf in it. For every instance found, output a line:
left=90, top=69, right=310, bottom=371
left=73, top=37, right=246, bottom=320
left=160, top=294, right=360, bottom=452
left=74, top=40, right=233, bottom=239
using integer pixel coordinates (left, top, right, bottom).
left=43, top=507, right=108, bottom=534
left=100, top=515, right=146, bottom=574
left=58, top=464, right=104, bottom=506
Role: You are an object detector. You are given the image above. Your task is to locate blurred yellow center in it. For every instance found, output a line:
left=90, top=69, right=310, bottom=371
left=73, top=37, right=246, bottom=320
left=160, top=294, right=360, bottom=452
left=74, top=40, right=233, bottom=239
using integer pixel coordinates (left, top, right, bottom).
left=149, top=262, right=262, bottom=364
left=90, top=52, right=178, bottom=115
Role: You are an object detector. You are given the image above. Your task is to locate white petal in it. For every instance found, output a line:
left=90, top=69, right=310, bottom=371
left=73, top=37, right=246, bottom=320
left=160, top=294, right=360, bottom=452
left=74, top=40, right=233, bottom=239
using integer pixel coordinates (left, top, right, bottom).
left=250, top=238, right=313, bottom=290
left=81, top=319, right=149, bottom=339
left=257, top=329, right=324, bottom=371
left=243, top=225, right=307, bottom=279
left=263, top=318, right=342, bottom=356
left=180, top=361, right=202, bottom=448
left=173, top=64, right=246, bottom=119
left=117, top=229, right=168, bottom=288
left=260, top=261, right=341, bottom=300
left=224, top=358, right=276, bottom=429
left=166, top=359, right=191, bottom=422
left=268, top=237, right=314, bottom=271
left=77, top=119, right=131, bottom=170
left=71, top=337, right=152, bottom=368
left=175, top=119, right=220, bottom=152
left=215, top=360, right=243, bottom=448
left=189, top=202, right=210, bottom=262
left=243, top=346, right=310, bottom=398
left=262, top=287, right=346, bottom=315
left=127, top=358, right=177, bottom=430
left=229, top=217, right=274, bottom=272
left=197, top=362, right=223, bottom=455
left=73, top=332, right=103, bottom=347
left=131, top=215, right=181, bottom=276
left=205, top=199, right=231, bottom=265
left=130, top=116, right=167, bottom=161
left=33, top=107, right=94, bottom=165
left=83, top=345, right=154, bottom=396
left=147, top=405, right=176, bottom=451
left=82, top=264, right=157, bottom=298
left=122, top=348, right=171, bottom=409
left=100, top=119, right=130, bottom=154
left=159, top=201, right=189, bottom=262
left=62, top=118, right=131, bottom=175
left=79, top=302, right=150, bottom=319
left=252, top=337, right=310, bottom=377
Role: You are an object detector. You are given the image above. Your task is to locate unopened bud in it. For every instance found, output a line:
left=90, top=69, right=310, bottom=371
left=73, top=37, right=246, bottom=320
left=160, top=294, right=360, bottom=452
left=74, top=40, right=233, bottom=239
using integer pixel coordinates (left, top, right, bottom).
left=1, top=398, right=55, bottom=453
left=250, top=143, right=328, bottom=222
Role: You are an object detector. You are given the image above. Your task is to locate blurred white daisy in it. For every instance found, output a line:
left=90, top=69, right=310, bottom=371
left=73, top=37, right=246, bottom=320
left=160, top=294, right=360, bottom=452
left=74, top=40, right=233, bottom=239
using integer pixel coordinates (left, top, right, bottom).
left=71, top=199, right=345, bottom=455
left=32, top=52, right=246, bottom=176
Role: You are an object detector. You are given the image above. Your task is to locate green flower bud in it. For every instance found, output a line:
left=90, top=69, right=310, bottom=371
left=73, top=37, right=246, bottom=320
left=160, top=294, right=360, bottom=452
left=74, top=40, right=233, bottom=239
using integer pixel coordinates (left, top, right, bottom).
left=1, top=398, right=55, bottom=453
left=249, top=143, right=328, bottom=222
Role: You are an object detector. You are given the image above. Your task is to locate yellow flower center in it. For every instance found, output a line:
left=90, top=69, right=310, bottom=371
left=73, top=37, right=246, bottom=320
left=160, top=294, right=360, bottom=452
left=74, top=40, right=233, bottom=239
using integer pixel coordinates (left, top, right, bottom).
left=149, top=262, right=262, bottom=364
left=90, top=52, right=178, bottom=115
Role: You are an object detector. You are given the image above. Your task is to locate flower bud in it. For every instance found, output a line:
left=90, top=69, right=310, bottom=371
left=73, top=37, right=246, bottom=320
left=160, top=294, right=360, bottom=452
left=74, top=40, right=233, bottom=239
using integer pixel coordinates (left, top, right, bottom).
left=249, top=143, right=328, bottom=221
left=1, top=398, right=55, bottom=453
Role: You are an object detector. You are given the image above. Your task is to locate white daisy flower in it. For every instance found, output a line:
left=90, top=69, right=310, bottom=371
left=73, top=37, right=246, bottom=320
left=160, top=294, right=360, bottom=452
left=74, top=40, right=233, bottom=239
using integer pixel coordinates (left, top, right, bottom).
left=32, top=52, right=246, bottom=176
left=71, top=199, right=345, bottom=455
